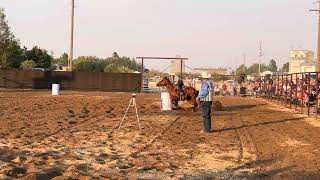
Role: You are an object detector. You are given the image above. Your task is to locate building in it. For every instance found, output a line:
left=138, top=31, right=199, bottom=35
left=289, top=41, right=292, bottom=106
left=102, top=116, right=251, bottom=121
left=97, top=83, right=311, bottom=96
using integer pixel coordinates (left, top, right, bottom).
left=192, top=68, right=229, bottom=75
left=170, top=55, right=185, bottom=75
left=289, top=50, right=316, bottom=74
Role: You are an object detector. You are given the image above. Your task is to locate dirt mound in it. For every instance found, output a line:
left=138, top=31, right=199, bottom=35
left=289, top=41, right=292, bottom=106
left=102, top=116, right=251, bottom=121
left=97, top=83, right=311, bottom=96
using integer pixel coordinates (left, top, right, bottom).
left=213, top=101, right=223, bottom=111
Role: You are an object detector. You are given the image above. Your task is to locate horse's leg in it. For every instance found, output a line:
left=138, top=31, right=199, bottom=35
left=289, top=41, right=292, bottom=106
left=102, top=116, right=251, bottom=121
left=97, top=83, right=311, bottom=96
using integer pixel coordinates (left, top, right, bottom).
left=172, top=100, right=179, bottom=110
left=192, top=99, right=198, bottom=112
left=188, top=94, right=198, bottom=112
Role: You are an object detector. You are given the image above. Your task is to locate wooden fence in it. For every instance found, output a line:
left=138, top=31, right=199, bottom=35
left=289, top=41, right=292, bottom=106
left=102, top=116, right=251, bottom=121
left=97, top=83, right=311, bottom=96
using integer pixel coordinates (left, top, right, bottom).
left=0, top=70, right=141, bottom=92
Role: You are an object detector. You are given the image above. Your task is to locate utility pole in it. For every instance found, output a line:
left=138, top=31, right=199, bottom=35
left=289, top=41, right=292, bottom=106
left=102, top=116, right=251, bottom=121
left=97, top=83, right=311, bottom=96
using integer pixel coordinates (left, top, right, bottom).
left=68, top=0, right=75, bottom=71
left=235, top=57, right=238, bottom=75
left=243, top=53, right=246, bottom=74
left=258, top=41, right=262, bottom=75
left=310, top=1, right=320, bottom=72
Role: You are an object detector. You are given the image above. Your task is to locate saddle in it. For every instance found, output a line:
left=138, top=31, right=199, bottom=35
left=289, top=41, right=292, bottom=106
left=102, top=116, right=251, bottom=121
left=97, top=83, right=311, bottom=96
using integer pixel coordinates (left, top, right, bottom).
left=176, top=83, right=186, bottom=101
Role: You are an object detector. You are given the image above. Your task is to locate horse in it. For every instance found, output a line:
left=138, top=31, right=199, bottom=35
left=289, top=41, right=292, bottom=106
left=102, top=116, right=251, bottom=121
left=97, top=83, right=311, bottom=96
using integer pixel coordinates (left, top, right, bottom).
left=156, top=77, right=199, bottom=112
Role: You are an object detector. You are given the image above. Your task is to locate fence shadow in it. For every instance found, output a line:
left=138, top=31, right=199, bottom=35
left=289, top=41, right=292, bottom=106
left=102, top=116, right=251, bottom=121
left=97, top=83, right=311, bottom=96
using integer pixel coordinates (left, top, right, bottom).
left=213, top=117, right=304, bottom=133
left=223, top=103, right=267, bottom=111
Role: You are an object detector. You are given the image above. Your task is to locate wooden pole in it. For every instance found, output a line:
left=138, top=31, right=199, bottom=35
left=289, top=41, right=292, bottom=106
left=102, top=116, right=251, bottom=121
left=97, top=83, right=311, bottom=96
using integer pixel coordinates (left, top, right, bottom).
left=180, top=59, right=183, bottom=78
left=68, top=0, right=75, bottom=71
left=141, top=58, right=144, bottom=93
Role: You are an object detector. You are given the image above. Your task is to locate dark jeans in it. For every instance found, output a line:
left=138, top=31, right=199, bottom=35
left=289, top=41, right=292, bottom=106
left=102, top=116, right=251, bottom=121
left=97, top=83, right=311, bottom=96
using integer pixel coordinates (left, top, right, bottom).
left=201, top=101, right=212, bottom=132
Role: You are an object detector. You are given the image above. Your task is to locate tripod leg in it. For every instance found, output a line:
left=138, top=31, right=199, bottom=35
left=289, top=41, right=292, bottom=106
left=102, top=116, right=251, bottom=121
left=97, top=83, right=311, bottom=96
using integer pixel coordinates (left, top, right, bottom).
left=118, top=98, right=132, bottom=130
left=134, top=98, right=141, bottom=131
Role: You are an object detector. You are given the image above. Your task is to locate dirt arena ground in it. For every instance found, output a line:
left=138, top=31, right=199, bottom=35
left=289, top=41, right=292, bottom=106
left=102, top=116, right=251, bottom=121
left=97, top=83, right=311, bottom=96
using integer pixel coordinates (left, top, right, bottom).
left=1, top=89, right=320, bottom=179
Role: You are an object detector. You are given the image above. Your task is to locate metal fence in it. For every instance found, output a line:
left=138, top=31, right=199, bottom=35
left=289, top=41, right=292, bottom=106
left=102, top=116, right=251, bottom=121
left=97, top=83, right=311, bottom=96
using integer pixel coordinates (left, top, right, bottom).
left=252, top=72, right=319, bottom=118
left=0, top=69, right=141, bottom=92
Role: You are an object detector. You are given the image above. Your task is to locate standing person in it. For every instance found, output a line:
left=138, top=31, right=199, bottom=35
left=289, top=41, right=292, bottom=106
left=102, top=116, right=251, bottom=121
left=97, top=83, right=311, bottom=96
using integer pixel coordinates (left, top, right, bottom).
left=232, top=80, right=238, bottom=96
left=169, top=73, right=176, bottom=84
left=197, top=72, right=214, bottom=133
left=222, top=83, right=227, bottom=96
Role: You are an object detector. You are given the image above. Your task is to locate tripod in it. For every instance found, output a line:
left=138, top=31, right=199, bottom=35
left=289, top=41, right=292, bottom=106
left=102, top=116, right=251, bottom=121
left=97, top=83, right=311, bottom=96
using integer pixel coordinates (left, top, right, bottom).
left=118, top=94, right=141, bottom=131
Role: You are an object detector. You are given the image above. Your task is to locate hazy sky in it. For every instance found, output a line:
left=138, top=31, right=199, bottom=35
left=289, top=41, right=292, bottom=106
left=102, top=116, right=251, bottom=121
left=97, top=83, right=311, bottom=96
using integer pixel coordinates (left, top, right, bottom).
left=0, top=0, right=318, bottom=71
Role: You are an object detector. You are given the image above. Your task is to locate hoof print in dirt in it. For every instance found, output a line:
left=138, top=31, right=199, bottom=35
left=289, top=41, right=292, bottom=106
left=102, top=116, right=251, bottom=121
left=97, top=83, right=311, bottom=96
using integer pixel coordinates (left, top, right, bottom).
left=137, top=166, right=156, bottom=173
left=5, top=166, right=27, bottom=178
left=78, top=113, right=88, bottom=118
left=68, top=114, right=76, bottom=118
left=82, top=108, right=90, bottom=114
left=68, top=109, right=75, bottom=114
left=36, top=167, right=63, bottom=180
left=95, top=157, right=106, bottom=164
left=106, top=106, right=114, bottom=114
left=69, top=120, right=77, bottom=125
left=107, top=114, right=116, bottom=118
left=75, top=164, right=91, bottom=175
left=99, top=153, right=109, bottom=157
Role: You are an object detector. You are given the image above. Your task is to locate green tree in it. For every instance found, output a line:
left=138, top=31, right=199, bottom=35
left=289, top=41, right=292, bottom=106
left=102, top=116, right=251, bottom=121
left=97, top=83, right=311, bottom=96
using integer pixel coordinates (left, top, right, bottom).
left=21, top=60, right=37, bottom=70
left=112, top=52, right=120, bottom=58
left=72, top=53, right=142, bottom=73
left=55, top=52, right=68, bottom=66
left=246, top=63, right=270, bottom=74
left=73, top=59, right=96, bottom=72
left=3, top=40, right=25, bottom=68
left=236, top=64, right=247, bottom=75
left=0, top=8, right=24, bottom=69
left=281, top=62, right=289, bottom=72
left=268, top=59, right=277, bottom=72
left=25, top=46, right=53, bottom=68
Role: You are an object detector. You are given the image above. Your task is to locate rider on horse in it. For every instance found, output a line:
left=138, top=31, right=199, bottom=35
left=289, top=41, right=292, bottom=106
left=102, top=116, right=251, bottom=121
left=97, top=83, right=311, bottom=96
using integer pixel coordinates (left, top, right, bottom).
left=170, top=73, right=186, bottom=101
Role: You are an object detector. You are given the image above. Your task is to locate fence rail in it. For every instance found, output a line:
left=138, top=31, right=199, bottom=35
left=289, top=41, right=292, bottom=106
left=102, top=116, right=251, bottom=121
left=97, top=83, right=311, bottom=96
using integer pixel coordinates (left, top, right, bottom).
left=251, top=72, right=320, bottom=118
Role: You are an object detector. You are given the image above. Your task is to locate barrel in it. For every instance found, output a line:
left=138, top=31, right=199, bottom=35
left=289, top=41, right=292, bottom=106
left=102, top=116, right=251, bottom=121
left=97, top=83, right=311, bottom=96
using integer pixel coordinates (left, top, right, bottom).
left=52, top=84, right=60, bottom=96
left=160, top=91, right=172, bottom=111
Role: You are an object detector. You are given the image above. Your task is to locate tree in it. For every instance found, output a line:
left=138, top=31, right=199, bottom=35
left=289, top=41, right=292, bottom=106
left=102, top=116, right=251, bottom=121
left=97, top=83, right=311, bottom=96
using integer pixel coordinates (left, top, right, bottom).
left=112, top=52, right=119, bottom=58
left=268, top=59, right=277, bottom=72
left=25, top=46, right=53, bottom=68
left=236, top=64, right=247, bottom=75
left=281, top=62, right=289, bottom=72
left=73, top=59, right=96, bottom=72
left=55, top=52, right=68, bottom=66
left=246, top=63, right=270, bottom=74
left=3, top=40, right=24, bottom=68
left=21, top=60, right=37, bottom=70
left=0, top=8, right=24, bottom=69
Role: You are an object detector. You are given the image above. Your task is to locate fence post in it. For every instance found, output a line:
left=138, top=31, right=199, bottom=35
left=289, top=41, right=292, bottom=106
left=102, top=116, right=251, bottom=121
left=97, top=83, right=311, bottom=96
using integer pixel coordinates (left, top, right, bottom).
left=285, top=75, right=288, bottom=107
left=316, top=72, right=319, bottom=119
left=280, top=75, right=283, bottom=105
left=290, top=74, right=293, bottom=109
left=308, top=73, right=311, bottom=116
left=301, top=73, right=304, bottom=113
left=295, top=73, right=298, bottom=110
left=277, top=75, right=280, bottom=104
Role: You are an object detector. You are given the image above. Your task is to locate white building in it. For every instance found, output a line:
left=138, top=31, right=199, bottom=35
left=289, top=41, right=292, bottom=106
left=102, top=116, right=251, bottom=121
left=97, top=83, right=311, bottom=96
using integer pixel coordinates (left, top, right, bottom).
left=289, top=50, right=316, bottom=74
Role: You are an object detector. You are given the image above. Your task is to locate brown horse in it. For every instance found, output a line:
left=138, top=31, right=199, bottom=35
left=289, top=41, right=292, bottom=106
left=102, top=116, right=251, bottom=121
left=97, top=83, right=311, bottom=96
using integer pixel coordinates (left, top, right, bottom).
left=156, top=77, right=199, bottom=112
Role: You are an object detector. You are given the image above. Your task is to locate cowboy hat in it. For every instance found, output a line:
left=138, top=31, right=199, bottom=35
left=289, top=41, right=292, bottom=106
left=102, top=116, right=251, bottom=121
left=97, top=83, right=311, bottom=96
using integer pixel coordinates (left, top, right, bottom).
left=201, top=72, right=211, bottom=79
left=170, top=72, right=176, bottom=76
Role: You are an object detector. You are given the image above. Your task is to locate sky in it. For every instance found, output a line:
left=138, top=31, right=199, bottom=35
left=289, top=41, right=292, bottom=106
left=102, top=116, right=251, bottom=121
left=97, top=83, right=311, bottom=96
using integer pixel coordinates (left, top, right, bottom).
left=0, top=0, right=318, bottom=71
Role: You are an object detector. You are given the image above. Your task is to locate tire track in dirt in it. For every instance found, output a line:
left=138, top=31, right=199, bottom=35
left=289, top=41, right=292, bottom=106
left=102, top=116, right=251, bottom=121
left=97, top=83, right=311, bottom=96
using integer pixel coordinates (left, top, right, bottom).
left=129, top=114, right=183, bottom=158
